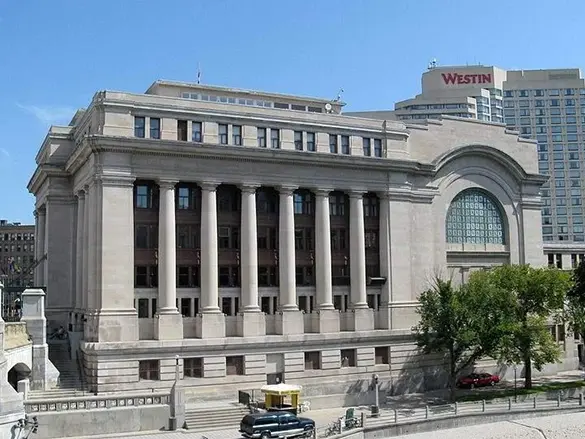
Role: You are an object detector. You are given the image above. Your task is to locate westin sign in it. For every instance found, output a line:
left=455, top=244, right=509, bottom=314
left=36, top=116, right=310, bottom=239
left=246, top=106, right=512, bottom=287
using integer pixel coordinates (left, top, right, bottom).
left=441, top=73, right=492, bottom=85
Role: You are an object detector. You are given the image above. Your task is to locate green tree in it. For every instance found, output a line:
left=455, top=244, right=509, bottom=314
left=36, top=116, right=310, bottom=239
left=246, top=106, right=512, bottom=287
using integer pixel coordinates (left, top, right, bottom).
left=413, top=276, right=512, bottom=400
left=477, top=265, right=571, bottom=389
left=566, top=261, right=585, bottom=341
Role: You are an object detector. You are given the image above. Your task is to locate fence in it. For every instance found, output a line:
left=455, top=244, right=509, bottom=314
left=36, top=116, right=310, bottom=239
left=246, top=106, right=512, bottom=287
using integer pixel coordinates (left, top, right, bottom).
left=317, top=392, right=585, bottom=438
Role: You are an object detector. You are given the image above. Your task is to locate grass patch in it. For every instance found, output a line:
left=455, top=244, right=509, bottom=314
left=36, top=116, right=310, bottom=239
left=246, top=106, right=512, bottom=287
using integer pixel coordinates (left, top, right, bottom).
left=456, top=380, right=585, bottom=402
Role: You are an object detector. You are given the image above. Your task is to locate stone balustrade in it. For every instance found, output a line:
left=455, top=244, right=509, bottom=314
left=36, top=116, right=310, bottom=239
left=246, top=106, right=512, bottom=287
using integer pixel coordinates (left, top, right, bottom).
left=25, top=391, right=170, bottom=413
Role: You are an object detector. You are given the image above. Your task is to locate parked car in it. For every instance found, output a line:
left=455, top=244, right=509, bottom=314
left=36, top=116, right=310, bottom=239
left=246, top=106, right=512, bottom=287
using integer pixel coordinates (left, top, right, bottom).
left=457, top=372, right=500, bottom=389
left=240, top=411, right=315, bottom=438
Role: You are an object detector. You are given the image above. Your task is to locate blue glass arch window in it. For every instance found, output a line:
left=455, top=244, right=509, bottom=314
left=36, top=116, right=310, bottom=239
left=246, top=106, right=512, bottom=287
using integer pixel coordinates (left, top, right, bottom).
left=446, top=189, right=505, bottom=245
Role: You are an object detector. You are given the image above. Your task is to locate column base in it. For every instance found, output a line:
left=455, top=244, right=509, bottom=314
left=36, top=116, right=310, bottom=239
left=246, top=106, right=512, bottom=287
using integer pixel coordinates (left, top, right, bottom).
left=96, top=309, right=139, bottom=342
left=195, top=313, right=226, bottom=339
left=237, top=312, right=266, bottom=337
left=154, top=311, right=183, bottom=340
left=316, top=309, right=340, bottom=333
left=351, top=308, right=374, bottom=332
left=275, top=310, right=304, bottom=335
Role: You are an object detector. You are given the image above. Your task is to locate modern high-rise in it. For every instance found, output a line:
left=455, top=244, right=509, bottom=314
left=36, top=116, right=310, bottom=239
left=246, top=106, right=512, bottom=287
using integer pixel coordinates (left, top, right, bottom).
left=0, top=220, right=35, bottom=288
left=348, top=65, right=585, bottom=269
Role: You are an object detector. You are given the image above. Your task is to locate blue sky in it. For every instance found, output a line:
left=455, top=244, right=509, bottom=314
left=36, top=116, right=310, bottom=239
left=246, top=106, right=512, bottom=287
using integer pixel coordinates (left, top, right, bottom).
left=0, top=0, right=584, bottom=223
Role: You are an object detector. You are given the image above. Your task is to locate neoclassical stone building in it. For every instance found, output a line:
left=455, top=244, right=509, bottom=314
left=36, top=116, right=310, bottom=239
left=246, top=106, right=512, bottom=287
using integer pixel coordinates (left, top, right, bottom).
left=27, top=80, right=570, bottom=398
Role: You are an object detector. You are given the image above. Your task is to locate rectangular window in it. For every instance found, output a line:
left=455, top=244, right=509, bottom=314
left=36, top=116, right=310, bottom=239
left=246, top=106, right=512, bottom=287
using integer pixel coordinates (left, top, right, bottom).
left=134, top=116, right=145, bottom=138
left=373, top=139, right=382, bottom=157
left=340, top=349, right=356, bottom=367
left=177, top=120, right=188, bottom=141
left=304, top=352, right=321, bottom=370
left=375, top=347, right=389, bottom=365
left=184, top=358, right=203, bottom=378
left=218, top=124, right=228, bottom=144
left=271, top=129, right=280, bottom=149
left=306, top=132, right=315, bottom=152
left=363, top=138, right=371, bottom=156
left=180, top=297, right=191, bottom=316
left=329, top=135, right=338, bottom=153
left=137, top=298, right=149, bottom=318
left=232, top=125, right=242, bottom=146
left=294, top=131, right=303, bottom=151
left=341, top=135, right=350, bottom=155
left=149, top=118, right=161, bottom=139
left=192, top=122, right=202, bottom=142
left=257, top=127, right=267, bottom=147
left=226, top=356, right=244, bottom=376
left=139, top=360, right=159, bottom=380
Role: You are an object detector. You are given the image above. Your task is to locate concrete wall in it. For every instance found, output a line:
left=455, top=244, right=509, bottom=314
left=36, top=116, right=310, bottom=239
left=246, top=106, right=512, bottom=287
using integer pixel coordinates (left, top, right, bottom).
left=33, top=405, right=169, bottom=439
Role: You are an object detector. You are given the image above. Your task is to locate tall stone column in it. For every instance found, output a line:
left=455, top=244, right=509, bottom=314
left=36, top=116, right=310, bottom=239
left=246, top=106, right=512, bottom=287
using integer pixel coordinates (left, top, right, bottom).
left=36, top=207, right=46, bottom=287
left=276, top=186, right=303, bottom=334
left=196, top=182, right=225, bottom=338
left=314, top=189, right=339, bottom=333
left=81, top=185, right=90, bottom=316
left=75, top=190, right=85, bottom=316
left=155, top=180, right=183, bottom=340
left=349, top=190, right=373, bottom=331
left=377, top=193, right=392, bottom=329
left=238, top=184, right=265, bottom=336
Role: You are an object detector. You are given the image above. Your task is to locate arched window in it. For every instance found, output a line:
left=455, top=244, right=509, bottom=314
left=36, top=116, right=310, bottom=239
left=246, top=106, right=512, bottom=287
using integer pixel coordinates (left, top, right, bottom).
left=446, top=189, right=505, bottom=245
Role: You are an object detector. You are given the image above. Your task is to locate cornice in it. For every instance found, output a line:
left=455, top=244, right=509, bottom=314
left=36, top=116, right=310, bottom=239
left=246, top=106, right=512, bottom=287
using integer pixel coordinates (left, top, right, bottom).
left=89, top=135, right=436, bottom=176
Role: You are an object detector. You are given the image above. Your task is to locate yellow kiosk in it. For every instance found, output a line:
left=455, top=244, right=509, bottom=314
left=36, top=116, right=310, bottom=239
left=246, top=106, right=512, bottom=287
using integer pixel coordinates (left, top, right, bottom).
left=260, top=383, right=303, bottom=415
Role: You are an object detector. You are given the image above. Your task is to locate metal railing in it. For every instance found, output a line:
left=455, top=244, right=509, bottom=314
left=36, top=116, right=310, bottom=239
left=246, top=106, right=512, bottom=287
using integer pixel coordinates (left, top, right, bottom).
left=318, top=393, right=585, bottom=438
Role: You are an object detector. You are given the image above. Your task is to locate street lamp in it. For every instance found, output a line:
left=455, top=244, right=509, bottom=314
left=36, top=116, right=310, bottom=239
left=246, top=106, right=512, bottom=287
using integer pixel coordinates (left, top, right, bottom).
left=514, top=364, right=518, bottom=403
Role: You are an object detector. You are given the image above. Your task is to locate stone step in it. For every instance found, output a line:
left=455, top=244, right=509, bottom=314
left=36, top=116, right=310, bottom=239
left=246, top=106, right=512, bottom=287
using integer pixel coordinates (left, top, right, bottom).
left=185, top=406, right=249, bottom=431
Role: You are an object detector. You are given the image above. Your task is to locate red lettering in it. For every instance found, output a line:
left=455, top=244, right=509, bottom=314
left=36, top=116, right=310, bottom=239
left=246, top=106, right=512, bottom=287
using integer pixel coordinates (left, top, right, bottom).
left=441, top=73, right=458, bottom=84
left=442, top=72, right=493, bottom=85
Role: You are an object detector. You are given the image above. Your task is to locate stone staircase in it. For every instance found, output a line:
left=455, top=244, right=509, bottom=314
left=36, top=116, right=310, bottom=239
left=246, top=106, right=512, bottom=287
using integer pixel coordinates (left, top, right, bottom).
left=28, top=342, right=86, bottom=400
left=185, top=403, right=250, bottom=431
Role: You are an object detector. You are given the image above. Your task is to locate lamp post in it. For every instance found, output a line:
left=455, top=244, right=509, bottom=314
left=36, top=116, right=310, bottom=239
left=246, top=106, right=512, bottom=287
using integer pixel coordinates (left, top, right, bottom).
left=514, top=364, right=518, bottom=403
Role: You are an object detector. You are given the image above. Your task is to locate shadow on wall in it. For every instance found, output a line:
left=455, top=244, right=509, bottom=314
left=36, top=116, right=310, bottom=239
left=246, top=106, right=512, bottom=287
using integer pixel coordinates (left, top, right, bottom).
left=390, top=349, right=451, bottom=397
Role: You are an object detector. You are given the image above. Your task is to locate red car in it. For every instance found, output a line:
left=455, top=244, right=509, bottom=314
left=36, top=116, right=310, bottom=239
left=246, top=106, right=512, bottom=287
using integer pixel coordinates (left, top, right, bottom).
left=457, top=373, right=500, bottom=389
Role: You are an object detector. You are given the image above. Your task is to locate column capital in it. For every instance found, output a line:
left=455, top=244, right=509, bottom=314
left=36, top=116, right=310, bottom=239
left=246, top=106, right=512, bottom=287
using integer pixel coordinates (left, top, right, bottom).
left=314, top=188, right=333, bottom=197
left=239, top=183, right=260, bottom=194
left=200, top=181, right=220, bottom=191
left=35, top=206, right=46, bottom=216
left=76, top=189, right=86, bottom=199
left=348, top=189, right=367, bottom=198
left=157, top=179, right=178, bottom=190
left=96, top=174, right=136, bottom=188
left=278, top=185, right=298, bottom=195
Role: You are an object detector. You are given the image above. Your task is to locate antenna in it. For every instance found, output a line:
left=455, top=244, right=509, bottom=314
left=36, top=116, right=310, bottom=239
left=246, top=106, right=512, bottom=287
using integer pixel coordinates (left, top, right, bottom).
left=197, top=63, right=202, bottom=84
left=428, top=58, right=438, bottom=70
left=334, top=88, right=344, bottom=102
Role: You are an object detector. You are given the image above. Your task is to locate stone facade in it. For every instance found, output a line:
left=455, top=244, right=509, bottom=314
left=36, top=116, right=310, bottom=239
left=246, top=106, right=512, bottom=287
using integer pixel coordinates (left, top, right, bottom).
left=27, top=80, right=572, bottom=398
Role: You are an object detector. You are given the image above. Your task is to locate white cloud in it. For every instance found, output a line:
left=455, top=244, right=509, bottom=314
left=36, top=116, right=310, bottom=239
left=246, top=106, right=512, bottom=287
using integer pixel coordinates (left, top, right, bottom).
left=16, top=103, right=76, bottom=126
left=0, top=148, right=9, bottom=158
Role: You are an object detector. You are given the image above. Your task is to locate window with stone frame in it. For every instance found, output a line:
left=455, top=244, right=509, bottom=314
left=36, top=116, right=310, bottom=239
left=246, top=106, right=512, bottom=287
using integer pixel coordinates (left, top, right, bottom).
left=139, top=360, right=159, bottom=380
left=295, top=266, right=314, bottom=286
left=184, top=358, right=203, bottom=378
left=304, top=352, right=321, bottom=370
left=375, top=347, right=389, bottom=365
left=226, top=356, right=244, bottom=375
left=218, top=226, right=240, bottom=249
left=340, top=349, right=356, bottom=367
